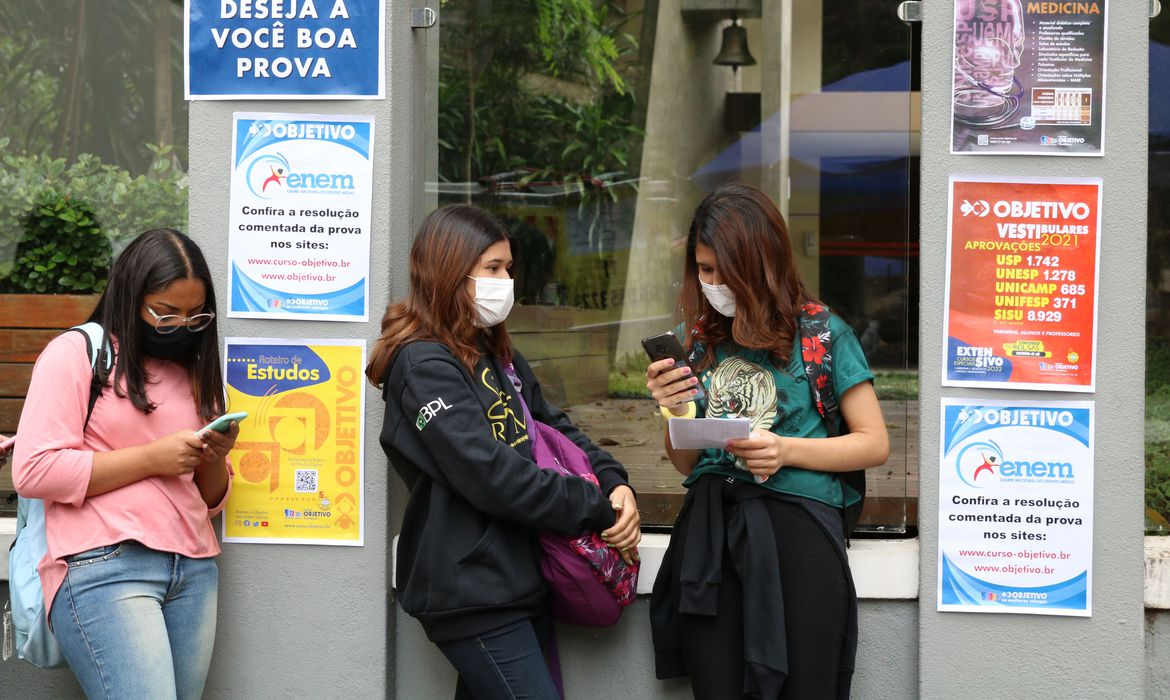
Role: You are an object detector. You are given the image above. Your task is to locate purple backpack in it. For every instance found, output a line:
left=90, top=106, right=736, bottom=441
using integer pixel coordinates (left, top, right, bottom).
left=507, top=367, right=638, bottom=626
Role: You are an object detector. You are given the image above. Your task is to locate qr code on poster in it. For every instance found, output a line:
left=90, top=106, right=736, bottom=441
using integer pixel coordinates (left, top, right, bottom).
left=294, top=469, right=318, bottom=493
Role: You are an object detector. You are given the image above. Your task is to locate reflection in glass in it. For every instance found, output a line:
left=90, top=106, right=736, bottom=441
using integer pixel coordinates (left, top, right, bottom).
left=0, top=0, right=190, bottom=513
left=1147, top=17, right=1170, bottom=534
left=434, top=0, right=918, bottom=531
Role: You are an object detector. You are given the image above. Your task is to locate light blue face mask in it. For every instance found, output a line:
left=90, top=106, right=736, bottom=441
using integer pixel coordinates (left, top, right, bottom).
left=700, top=280, right=736, bottom=317
left=468, top=276, right=515, bottom=327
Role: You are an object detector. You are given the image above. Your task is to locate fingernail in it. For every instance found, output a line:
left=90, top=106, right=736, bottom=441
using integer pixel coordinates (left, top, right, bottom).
left=681, top=367, right=691, bottom=375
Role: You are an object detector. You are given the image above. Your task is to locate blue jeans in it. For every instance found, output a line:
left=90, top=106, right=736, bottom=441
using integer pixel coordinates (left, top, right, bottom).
left=437, top=616, right=561, bottom=700
left=49, top=541, right=219, bottom=700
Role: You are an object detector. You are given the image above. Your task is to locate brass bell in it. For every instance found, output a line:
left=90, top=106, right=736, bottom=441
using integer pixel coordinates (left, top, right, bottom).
left=713, top=19, right=756, bottom=69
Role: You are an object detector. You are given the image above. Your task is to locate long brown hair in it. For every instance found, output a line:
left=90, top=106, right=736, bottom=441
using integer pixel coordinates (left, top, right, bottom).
left=366, top=205, right=514, bottom=387
left=680, top=183, right=814, bottom=370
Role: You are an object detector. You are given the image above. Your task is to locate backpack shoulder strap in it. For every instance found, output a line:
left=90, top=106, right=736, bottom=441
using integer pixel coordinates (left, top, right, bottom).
left=67, top=323, right=111, bottom=429
left=798, top=304, right=867, bottom=537
left=797, top=302, right=841, bottom=437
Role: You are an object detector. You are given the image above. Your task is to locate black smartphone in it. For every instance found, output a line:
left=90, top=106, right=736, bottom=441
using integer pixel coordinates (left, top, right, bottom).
left=641, top=332, right=705, bottom=401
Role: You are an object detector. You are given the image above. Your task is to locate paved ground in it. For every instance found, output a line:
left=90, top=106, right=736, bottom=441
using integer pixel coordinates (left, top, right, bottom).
left=565, top=399, right=919, bottom=528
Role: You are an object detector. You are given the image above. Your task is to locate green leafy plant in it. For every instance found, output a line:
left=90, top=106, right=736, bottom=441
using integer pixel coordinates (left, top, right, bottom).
left=1, top=190, right=110, bottom=293
left=1147, top=440, right=1170, bottom=533
left=1146, top=351, right=1170, bottom=531
left=437, top=0, right=640, bottom=184
left=0, top=139, right=188, bottom=290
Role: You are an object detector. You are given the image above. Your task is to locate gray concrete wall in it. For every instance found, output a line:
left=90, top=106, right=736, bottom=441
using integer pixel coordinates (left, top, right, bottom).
left=9, top=584, right=1170, bottom=700
left=395, top=598, right=920, bottom=699
left=917, top=2, right=1149, bottom=699
left=185, top=1, right=425, bottom=697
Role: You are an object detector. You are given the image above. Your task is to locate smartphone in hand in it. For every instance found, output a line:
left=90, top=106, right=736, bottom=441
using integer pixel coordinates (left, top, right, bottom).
left=195, top=412, right=249, bottom=439
left=641, top=332, right=705, bottom=401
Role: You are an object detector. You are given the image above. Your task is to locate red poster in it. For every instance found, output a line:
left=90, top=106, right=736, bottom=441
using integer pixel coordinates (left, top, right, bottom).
left=944, top=177, right=1101, bottom=391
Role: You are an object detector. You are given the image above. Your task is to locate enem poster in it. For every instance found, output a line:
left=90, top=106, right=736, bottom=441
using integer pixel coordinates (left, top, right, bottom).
left=944, top=176, right=1101, bottom=391
left=938, top=399, right=1093, bottom=616
left=222, top=338, right=365, bottom=545
left=227, top=112, right=373, bottom=321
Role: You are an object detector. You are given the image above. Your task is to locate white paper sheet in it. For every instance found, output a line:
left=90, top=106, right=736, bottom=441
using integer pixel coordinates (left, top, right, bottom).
left=668, top=417, right=751, bottom=450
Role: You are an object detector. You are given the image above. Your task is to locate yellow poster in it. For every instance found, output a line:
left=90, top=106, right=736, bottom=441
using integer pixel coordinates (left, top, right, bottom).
left=222, top=338, right=365, bottom=545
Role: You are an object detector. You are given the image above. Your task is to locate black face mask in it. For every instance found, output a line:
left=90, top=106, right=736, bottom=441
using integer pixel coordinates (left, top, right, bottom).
left=138, top=318, right=201, bottom=361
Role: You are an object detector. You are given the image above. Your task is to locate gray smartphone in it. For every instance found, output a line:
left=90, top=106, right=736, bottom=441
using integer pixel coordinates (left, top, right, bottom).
left=641, top=332, right=705, bottom=401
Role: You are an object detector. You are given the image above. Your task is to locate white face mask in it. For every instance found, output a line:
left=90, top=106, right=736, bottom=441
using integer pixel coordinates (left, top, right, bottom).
left=701, top=280, right=737, bottom=317
left=468, top=276, right=515, bottom=327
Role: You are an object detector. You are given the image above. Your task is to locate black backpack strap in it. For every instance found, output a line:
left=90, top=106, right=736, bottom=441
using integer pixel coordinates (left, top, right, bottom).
left=797, top=303, right=865, bottom=538
left=797, top=302, right=840, bottom=435
left=67, top=323, right=111, bottom=429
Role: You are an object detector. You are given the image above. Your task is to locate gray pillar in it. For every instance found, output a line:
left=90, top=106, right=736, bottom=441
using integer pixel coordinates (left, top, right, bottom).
left=918, top=3, right=1148, bottom=698
left=186, top=3, right=429, bottom=697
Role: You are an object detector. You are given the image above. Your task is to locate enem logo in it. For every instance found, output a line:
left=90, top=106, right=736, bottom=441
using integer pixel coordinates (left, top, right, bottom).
left=246, top=153, right=291, bottom=199
left=245, top=153, right=357, bottom=199
left=956, top=440, right=1003, bottom=488
left=955, top=438, right=1074, bottom=487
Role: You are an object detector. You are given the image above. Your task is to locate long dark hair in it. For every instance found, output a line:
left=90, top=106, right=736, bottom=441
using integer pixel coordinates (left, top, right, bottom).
left=680, top=183, right=814, bottom=369
left=366, top=205, right=514, bottom=386
left=88, top=229, right=225, bottom=420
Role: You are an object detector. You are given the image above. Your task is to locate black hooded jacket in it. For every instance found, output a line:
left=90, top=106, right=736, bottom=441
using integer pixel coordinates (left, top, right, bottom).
left=379, top=341, right=628, bottom=642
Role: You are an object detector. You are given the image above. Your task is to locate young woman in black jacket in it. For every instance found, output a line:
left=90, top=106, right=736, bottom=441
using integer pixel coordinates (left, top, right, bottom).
left=366, top=204, right=640, bottom=699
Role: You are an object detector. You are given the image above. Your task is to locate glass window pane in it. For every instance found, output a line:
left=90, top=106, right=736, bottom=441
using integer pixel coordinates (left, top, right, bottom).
left=1147, top=11, right=1170, bottom=534
left=434, top=0, right=917, bottom=530
left=0, top=0, right=190, bottom=514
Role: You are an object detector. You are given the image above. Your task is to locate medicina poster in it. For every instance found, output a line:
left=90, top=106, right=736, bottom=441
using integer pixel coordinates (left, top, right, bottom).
left=951, top=0, right=1107, bottom=155
left=938, top=399, right=1093, bottom=616
left=227, top=112, right=373, bottom=321
left=222, top=338, right=365, bottom=545
left=943, top=176, right=1101, bottom=391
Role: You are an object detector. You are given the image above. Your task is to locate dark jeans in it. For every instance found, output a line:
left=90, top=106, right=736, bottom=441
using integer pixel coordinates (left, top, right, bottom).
left=437, top=615, right=560, bottom=700
left=676, top=497, right=851, bottom=699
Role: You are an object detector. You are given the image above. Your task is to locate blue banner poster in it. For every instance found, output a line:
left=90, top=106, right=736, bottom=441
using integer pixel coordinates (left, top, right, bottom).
left=227, top=113, right=373, bottom=321
left=186, top=0, right=384, bottom=99
left=938, top=399, right=1093, bottom=616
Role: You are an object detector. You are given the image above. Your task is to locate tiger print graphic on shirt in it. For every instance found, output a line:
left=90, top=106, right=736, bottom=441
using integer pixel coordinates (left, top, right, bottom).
left=705, top=356, right=778, bottom=433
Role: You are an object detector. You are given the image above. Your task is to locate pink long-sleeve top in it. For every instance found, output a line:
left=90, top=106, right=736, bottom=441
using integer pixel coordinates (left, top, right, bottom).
left=12, top=331, right=231, bottom=617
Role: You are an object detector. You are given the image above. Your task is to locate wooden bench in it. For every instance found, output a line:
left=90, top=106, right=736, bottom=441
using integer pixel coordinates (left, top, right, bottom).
left=0, top=294, right=99, bottom=506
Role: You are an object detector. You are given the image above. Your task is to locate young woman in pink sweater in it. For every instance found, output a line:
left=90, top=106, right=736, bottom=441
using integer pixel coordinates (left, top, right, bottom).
left=13, top=229, right=237, bottom=699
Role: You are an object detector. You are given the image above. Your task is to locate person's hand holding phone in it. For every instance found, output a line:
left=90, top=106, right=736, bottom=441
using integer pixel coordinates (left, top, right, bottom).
left=645, top=357, right=702, bottom=411
left=147, top=431, right=206, bottom=477
left=194, top=412, right=246, bottom=463
left=198, top=421, right=239, bottom=463
left=643, top=333, right=703, bottom=411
